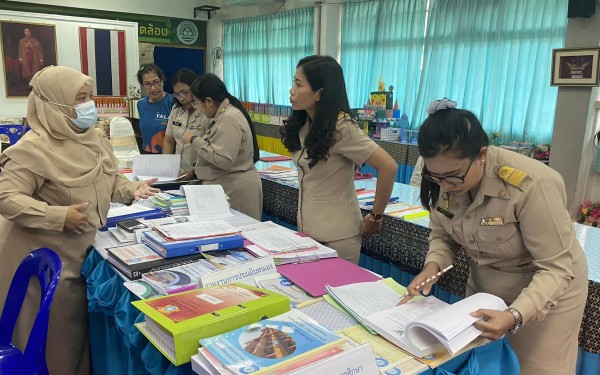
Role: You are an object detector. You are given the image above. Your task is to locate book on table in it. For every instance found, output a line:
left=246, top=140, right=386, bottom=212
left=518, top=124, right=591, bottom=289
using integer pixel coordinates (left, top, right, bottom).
left=326, top=279, right=508, bottom=358
left=198, top=309, right=345, bottom=375
left=106, top=243, right=204, bottom=280
left=132, top=283, right=290, bottom=366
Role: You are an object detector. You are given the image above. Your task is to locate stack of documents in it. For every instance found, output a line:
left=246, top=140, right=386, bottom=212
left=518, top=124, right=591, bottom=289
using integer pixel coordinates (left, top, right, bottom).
left=258, top=165, right=299, bottom=186
left=240, top=227, right=320, bottom=253
left=101, top=203, right=166, bottom=231
left=151, top=193, right=189, bottom=216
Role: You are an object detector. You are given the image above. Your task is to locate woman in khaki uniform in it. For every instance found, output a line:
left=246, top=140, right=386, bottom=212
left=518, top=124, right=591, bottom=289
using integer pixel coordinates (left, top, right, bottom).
left=0, top=66, right=158, bottom=375
left=181, top=73, right=263, bottom=220
left=401, top=100, right=588, bottom=374
left=281, top=55, right=398, bottom=264
left=163, top=68, right=209, bottom=178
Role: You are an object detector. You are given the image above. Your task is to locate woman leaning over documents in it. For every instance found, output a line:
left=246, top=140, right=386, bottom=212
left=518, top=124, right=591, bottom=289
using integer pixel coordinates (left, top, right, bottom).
left=281, top=55, right=398, bottom=264
left=0, top=66, right=158, bottom=375
left=399, top=99, right=588, bottom=374
left=163, top=68, right=209, bottom=179
left=182, top=73, right=263, bottom=221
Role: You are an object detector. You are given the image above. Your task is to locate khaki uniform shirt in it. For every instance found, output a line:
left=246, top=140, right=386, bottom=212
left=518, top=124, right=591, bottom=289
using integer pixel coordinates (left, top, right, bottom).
left=191, top=98, right=262, bottom=220
left=293, top=114, right=378, bottom=242
left=425, top=146, right=587, bottom=324
left=165, top=106, right=208, bottom=172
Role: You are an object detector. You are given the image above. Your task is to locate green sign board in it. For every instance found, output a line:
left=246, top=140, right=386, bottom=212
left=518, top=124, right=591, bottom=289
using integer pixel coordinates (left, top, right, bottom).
left=135, top=18, right=206, bottom=47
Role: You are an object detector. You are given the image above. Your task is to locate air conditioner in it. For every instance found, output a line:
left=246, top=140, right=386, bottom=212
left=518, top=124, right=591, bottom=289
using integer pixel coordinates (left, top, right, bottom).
left=222, top=0, right=280, bottom=7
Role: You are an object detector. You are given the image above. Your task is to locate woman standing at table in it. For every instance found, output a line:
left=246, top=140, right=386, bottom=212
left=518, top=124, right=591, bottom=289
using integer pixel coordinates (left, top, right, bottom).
left=281, top=55, right=397, bottom=264
left=163, top=68, right=208, bottom=179
left=400, top=99, right=588, bottom=374
left=0, top=66, right=158, bottom=375
left=181, top=73, right=262, bottom=220
left=136, top=64, right=174, bottom=154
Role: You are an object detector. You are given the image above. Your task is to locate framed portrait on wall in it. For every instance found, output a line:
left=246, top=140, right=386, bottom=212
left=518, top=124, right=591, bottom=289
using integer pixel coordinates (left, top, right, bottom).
left=0, top=21, right=58, bottom=97
left=551, top=47, right=600, bottom=87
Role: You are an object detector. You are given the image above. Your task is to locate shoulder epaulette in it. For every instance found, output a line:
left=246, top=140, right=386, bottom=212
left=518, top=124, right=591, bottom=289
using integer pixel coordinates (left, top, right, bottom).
left=337, top=111, right=348, bottom=120
left=497, top=166, right=529, bottom=188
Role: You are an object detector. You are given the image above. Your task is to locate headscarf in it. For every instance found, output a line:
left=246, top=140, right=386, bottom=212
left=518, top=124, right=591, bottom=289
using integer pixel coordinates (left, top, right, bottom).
left=2, top=66, right=118, bottom=186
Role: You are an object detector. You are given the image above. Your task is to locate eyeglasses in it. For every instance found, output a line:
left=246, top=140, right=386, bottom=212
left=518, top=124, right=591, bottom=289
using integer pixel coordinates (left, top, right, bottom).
left=142, top=80, right=162, bottom=89
left=173, top=89, right=190, bottom=99
left=422, top=153, right=478, bottom=186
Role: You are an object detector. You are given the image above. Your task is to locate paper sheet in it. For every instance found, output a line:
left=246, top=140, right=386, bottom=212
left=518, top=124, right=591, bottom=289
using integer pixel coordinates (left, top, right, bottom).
left=181, top=185, right=233, bottom=218
left=132, top=154, right=180, bottom=180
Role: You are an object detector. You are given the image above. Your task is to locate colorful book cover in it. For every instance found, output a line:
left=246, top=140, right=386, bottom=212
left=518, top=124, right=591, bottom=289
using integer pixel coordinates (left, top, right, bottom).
left=200, top=309, right=345, bottom=375
left=132, top=283, right=291, bottom=366
left=146, top=284, right=268, bottom=322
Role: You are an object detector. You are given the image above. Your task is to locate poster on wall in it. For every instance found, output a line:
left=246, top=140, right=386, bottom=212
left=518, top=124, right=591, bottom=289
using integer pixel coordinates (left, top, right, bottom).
left=78, top=27, right=127, bottom=96
left=0, top=21, right=57, bottom=97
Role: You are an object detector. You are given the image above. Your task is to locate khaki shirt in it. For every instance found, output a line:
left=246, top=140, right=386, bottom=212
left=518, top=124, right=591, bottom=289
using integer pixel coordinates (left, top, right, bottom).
left=166, top=105, right=208, bottom=172
left=425, top=146, right=586, bottom=323
left=293, top=114, right=378, bottom=242
left=191, top=98, right=257, bottom=181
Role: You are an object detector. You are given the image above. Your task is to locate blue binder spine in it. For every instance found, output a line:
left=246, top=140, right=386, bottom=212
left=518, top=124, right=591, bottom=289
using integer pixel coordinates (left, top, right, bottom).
left=142, top=231, right=245, bottom=258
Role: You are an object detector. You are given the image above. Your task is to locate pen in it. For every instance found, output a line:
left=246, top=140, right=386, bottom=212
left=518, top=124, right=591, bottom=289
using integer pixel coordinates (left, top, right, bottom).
left=398, top=264, right=454, bottom=304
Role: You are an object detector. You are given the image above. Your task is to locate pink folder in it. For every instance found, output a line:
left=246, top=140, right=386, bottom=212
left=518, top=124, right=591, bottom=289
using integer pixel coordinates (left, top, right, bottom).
left=259, top=155, right=292, bottom=162
left=277, top=258, right=381, bottom=297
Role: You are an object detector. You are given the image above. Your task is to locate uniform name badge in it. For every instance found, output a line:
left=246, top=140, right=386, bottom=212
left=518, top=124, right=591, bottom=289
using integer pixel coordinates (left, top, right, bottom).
left=481, top=217, right=504, bottom=226
left=436, top=206, right=454, bottom=219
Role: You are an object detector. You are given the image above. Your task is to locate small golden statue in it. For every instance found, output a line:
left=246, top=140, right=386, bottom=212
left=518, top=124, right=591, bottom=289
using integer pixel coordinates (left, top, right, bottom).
left=378, top=75, right=385, bottom=92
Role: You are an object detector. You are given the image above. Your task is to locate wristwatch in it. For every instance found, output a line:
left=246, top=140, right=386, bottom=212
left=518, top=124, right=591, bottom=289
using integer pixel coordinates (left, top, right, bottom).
left=368, top=210, right=384, bottom=223
left=506, top=307, right=522, bottom=335
left=189, top=135, right=198, bottom=144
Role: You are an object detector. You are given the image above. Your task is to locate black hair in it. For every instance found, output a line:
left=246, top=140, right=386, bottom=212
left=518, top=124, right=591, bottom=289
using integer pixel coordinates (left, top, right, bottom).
left=136, top=64, right=166, bottom=84
left=171, top=68, right=198, bottom=108
left=417, top=108, right=489, bottom=211
left=190, top=73, right=259, bottom=163
left=280, top=55, right=353, bottom=168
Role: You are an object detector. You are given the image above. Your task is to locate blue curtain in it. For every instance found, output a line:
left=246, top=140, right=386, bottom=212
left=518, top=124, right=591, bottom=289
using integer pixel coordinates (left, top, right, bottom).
left=223, top=7, right=314, bottom=105
left=413, top=0, right=568, bottom=144
left=341, top=0, right=428, bottom=115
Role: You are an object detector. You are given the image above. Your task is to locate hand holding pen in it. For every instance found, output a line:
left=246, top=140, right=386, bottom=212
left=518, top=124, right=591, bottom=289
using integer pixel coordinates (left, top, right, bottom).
left=397, top=264, right=454, bottom=305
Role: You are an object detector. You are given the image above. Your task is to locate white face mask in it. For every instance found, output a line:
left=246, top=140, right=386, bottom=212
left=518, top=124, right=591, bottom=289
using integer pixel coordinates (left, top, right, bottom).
left=69, top=101, right=98, bottom=130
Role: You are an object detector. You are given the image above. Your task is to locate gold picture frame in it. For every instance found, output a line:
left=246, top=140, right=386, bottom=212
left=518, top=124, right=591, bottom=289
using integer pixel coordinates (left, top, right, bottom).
left=1, top=21, right=58, bottom=97
left=551, top=47, right=600, bottom=87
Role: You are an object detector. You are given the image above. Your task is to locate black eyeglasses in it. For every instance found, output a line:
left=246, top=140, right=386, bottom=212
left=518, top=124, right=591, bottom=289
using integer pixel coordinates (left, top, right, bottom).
left=422, top=153, right=478, bottom=185
left=142, top=80, right=162, bottom=89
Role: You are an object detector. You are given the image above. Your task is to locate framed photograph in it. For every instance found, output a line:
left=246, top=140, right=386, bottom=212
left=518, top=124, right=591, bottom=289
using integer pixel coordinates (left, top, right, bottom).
left=0, top=21, right=58, bottom=97
left=551, top=47, right=600, bottom=87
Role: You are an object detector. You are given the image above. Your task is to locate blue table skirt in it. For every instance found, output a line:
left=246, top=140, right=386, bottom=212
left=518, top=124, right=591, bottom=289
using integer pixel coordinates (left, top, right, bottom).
left=83, top=248, right=524, bottom=375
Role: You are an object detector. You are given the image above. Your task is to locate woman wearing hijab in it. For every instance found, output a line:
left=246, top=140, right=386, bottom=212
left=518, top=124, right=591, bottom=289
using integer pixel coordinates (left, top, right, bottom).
left=0, top=66, right=158, bottom=375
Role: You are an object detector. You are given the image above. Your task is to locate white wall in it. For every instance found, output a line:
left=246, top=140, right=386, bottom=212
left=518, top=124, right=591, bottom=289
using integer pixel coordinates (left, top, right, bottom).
left=5, top=0, right=202, bottom=20
left=550, top=10, right=600, bottom=213
left=0, top=10, right=139, bottom=117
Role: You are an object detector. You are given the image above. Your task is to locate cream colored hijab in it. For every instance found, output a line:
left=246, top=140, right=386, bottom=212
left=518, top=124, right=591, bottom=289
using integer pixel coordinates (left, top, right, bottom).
left=2, top=66, right=117, bottom=187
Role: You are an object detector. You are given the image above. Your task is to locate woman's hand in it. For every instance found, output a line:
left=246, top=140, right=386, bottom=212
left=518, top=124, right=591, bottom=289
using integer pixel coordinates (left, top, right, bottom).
left=135, top=178, right=161, bottom=200
left=361, top=215, right=382, bottom=237
left=398, top=262, right=441, bottom=305
left=181, top=131, right=192, bottom=144
left=64, top=202, right=90, bottom=234
left=471, top=309, right=516, bottom=340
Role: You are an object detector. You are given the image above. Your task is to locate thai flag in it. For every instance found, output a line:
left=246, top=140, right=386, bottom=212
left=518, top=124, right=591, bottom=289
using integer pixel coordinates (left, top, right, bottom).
left=79, top=27, right=126, bottom=96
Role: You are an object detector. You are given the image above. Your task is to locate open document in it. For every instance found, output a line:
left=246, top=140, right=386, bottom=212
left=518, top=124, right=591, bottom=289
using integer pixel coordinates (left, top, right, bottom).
left=133, top=154, right=181, bottom=182
left=181, top=185, right=233, bottom=219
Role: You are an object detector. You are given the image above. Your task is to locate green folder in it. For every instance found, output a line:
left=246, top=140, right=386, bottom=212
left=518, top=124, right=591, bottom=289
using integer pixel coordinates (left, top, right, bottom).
left=132, top=282, right=290, bottom=365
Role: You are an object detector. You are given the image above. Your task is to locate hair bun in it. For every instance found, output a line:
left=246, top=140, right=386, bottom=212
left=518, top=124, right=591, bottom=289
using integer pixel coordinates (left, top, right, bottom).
left=426, top=98, right=457, bottom=115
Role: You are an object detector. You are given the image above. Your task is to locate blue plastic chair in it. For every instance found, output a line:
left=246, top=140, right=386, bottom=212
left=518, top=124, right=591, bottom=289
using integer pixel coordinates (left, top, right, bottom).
left=0, top=248, right=62, bottom=375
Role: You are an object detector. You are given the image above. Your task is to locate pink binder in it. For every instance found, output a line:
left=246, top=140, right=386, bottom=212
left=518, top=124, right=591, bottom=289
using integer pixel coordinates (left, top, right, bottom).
left=277, top=257, right=381, bottom=297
